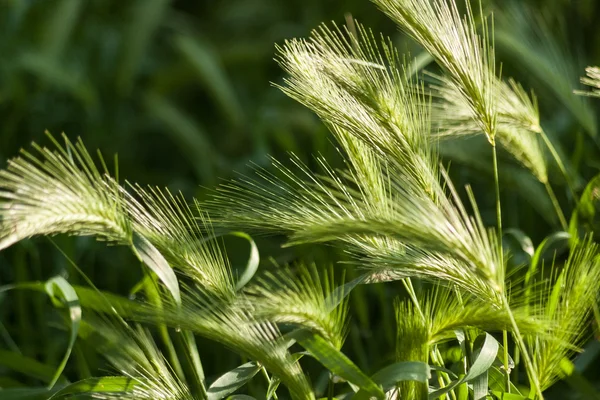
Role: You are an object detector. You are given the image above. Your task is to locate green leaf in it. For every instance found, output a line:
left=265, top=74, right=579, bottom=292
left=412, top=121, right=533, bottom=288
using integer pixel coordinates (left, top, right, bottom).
left=0, top=350, right=63, bottom=384
left=0, top=387, right=59, bottom=400
left=226, top=396, right=256, bottom=400
left=291, top=330, right=384, bottom=399
left=428, top=333, right=499, bottom=399
left=359, top=361, right=430, bottom=395
left=207, top=361, right=261, bottom=400
left=526, top=231, right=570, bottom=303
left=44, top=276, right=81, bottom=389
left=228, top=232, right=260, bottom=291
left=503, top=228, right=534, bottom=260
left=490, top=392, right=528, bottom=400
left=48, top=376, right=142, bottom=399
left=131, top=231, right=181, bottom=305
left=143, top=92, right=216, bottom=183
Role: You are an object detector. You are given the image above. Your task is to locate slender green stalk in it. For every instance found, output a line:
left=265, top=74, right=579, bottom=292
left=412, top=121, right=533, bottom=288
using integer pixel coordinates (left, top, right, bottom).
left=431, top=347, right=456, bottom=400
left=544, top=181, right=568, bottom=230
left=503, top=330, right=510, bottom=392
left=261, top=367, right=279, bottom=400
left=504, top=299, right=544, bottom=399
left=540, top=131, right=578, bottom=203
left=492, top=143, right=503, bottom=240
left=492, top=142, right=513, bottom=393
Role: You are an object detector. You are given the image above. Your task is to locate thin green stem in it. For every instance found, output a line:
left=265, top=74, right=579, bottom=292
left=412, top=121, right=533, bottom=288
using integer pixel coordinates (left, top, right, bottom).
left=493, top=143, right=515, bottom=394
left=540, top=131, right=578, bottom=204
left=504, top=298, right=543, bottom=399
left=503, top=330, right=510, bottom=392
left=261, top=367, right=279, bottom=400
left=544, top=181, right=568, bottom=230
left=492, top=143, right=502, bottom=240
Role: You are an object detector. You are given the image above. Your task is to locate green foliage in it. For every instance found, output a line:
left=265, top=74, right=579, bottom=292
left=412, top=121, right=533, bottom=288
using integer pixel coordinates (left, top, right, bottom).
left=2, top=0, right=600, bottom=400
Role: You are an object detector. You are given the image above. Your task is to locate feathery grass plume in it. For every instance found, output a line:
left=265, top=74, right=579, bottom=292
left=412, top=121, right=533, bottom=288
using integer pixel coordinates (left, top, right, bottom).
left=212, top=154, right=505, bottom=305
left=429, top=74, right=549, bottom=183
left=395, top=297, right=430, bottom=399
left=275, top=22, right=438, bottom=196
left=372, top=0, right=498, bottom=141
left=576, top=67, right=600, bottom=98
left=213, top=22, right=504, bottom=300
left=81, top=318, right=192, bottom=400
left=0, top=133, right=130, bottom=249
left=244, top=264, right=349, bottom=349
left=395, top=286, right=546, bottom=352
left=165, top=290, right=315, bottom=399
left=124, top=185, right=236, bottom=298
left=0, top=134, right=235, bottom=297
left=394, top=286, right=547, bottom=399
left=79, top=286, right=315, bottom=398
left=528, top=238, right=600, bottom=390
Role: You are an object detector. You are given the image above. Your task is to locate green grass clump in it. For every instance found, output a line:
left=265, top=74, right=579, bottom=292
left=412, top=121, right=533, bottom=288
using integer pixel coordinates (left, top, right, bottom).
left=1, top=0, right=600, bottom=399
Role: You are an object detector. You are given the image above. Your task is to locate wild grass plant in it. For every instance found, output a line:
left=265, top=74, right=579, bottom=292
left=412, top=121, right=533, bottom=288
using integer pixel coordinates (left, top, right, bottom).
left=1, top=0, right=600, bottom=399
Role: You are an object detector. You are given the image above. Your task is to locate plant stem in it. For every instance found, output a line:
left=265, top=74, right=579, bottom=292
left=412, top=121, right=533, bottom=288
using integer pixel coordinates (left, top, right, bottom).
left=261, top=367, right=279, bottom=400
left=503, top=330, right=510, bottom=392
left=492, top=143, right=502, bottom=240
left=492, top=143, right=512, bottom=392
left=544, top=180, right=568, bottom=230
left=540, top=131, right=578, bottom=204
left=504, top=298, right=544, bottom=399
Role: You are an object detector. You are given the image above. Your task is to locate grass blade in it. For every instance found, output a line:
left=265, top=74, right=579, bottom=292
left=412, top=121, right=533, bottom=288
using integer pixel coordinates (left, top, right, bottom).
left=207, top=361, right=261, bottom=400
left=291, top=330, right=384, bottom=399
left=44, top=276, right=81, bottom=389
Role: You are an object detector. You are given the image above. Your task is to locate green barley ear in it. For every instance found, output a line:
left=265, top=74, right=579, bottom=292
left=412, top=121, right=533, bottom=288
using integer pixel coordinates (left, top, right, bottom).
left=430, top=74, right=549, bottom=183
left=123, top=185, right=236, bottom=298
left=244, top=264, right=349, bottom=349
left=0, top=132, right=130, bottom=248
left=165, top=290, right=314, bottom=399
left=529, top=238, right=600, bottom=390
left=576, top=67, right=600, bottom=98
left=0, top=133, right=235, bottom=298
left=80, top=318, right=192, bottom=400
left=211, top=153, right=505, bottom=306
left=373, top=0, right=498, bottom=141
left=394, top=297, right=430, bottom=399
left=275, top=21, right=437, bottom=194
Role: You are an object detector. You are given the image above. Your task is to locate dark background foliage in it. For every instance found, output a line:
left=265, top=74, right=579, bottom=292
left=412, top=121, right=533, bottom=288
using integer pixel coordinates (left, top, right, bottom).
left=0, top=0, right=599, bottom=397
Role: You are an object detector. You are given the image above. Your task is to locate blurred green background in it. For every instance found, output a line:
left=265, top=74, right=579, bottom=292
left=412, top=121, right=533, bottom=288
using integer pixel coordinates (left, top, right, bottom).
left=1, top=0, right=599, bottom=396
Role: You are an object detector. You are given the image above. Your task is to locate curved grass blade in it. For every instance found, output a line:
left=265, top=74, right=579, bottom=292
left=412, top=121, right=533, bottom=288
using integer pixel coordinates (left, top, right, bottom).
left=44, top=276, right=81, bottom=389
left=354, top=361, right=430, bottom=398
left=526, top=231, right=571, bottom=305
left=0, top=350, right=65, bottom=385
left=228, top=231, right=260, bottom=291
left=428, top=333, right=499, bottom=399
left=48, top=376, right=142, bottom=399
left=290, top=330, right=384, bottom=399
left=207, top=361, right=261, bottom=400
left=132, top=231, right=181, bottom=305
